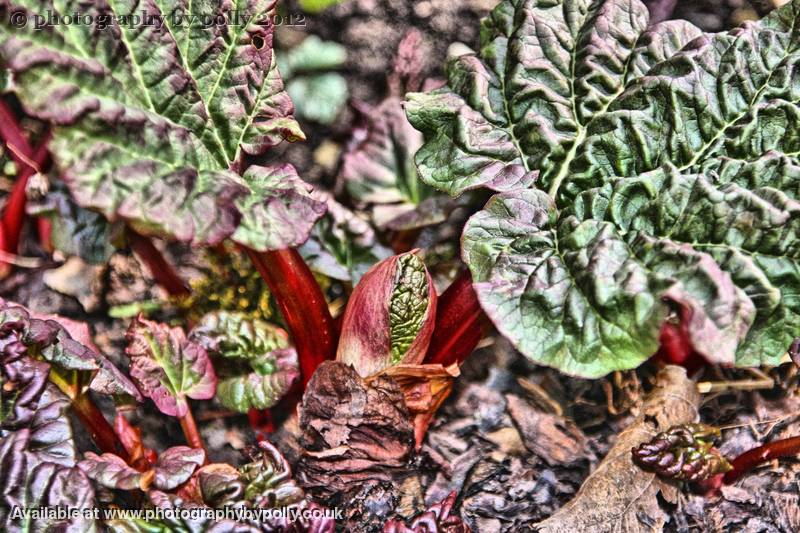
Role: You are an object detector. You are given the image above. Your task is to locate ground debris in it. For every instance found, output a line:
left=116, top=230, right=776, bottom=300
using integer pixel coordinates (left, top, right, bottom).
left=533, top=366, right=700, bottom=533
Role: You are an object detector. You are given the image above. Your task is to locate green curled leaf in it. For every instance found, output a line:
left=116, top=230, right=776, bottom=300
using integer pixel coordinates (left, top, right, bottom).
left=190, top=312, right=299, bottom=412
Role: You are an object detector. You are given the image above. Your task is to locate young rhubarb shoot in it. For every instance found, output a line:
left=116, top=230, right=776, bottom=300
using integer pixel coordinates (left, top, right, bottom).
left=336, top=251, right=437, bottom=377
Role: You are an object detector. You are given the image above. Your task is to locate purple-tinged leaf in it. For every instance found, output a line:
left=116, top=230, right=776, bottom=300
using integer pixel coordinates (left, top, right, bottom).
left=80, top=446, right=204, bottom=492
left=25, top=386, right=76, bottom=467
left=0, top=384, right=95, bottom=532
left=32, top=310, right=143, bottom=402
left=153, top=446, right=206, bottom=491
left=231, top=164, right=326, bottom=252
left=337, top=252, right=437, bottom=377
left=340, top=98, right=439, bottom=230
left=79, top=452, right=151, bottom=491
left=0, top=0, right=323, bottom=251
left=0, top=345, right=49, bottom=429
left=126, top=317, right=217, bottom=417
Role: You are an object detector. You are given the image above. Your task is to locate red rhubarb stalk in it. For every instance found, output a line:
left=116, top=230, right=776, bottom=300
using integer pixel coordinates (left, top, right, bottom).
left=3, top=140, right=50, bottom=251
left=424, top=270, right=491, bottom=366
left=127, top=230, right=191, bottom=298
left=724, top=436, right=800, bottom=484
left=71, top=392, right=130, bottom=462
left=0, top=99, right=51, bottom=262
left=178, top=407, right=207, bottom=460
left=245, top=248, right=337, bottom=386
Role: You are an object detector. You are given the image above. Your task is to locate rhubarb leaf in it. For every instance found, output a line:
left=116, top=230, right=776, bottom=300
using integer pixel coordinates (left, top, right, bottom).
left=405, top=0, right=703, bottom=197
left=0, top=0, right=323, bottom=250
left=190, top=312, right=299, bottom=412
left=340, top=98, right=439, bottom=228
left=79, top=452, right=148, bottom=491
left=80, top=446, right=204, bottom=491
left=0, top=386, right=97, bottom=532
left=126, top=317, right=217, bottom=417
left=418, top=0, right=800, bottom=377
left=0, top=299, right=141, bottom=402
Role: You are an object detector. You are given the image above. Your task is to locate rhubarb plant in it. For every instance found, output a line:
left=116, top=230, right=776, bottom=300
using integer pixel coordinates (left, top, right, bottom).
left=406, top=0, right=800, bottom=377
left=0, top=0, right=324, bottom=251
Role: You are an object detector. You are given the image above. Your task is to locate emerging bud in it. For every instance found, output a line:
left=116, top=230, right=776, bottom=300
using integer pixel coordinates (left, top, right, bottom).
left=337, top=252, right=437, bottom=377
left=632, top=423, right=732, bottom=482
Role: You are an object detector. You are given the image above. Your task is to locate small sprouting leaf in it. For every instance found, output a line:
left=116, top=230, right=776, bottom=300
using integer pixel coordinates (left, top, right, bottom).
left=632, top=423, right=732, bottom=482
left=126, top=317, right=217, bottom=417
left=340, top=98, right=437, bottom=229
left=190, top=311, right=299, bottom=412
left=79, top=452, right=151, bottom=491
left=337, top=252, right=437, bottom=377
left=80, top=446, right=205, bottom=491
left=0, top=0, right=324, bottom=251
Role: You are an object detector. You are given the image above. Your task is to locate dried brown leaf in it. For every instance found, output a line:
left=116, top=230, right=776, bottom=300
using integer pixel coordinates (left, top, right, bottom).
left=533, top=366, right=700, bottom=533
left=505, top=394, right=588, bottom=466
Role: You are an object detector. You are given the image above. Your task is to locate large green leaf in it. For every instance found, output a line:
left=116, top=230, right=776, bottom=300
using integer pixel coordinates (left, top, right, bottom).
left=0, top=0, right=324, bottom=250
left=414, top=0, right=800, bottom=376
left=405, top=0, right=703, bottom=197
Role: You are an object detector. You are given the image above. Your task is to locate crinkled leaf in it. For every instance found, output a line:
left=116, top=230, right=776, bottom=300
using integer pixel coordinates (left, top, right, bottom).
left=126, top=317, right=217, bottom=417
left=32, top=310, right=143, bottom=401
left=0, top=299, right=140, bottom=402
left=230, top=164, right=326, bottom=252
left=422, top=0, right=800, bottom=376
left=190, top=311, right=299, bottom=412
left=0, top=0, right=324, bottom=250
left=80, top=446, right=204, bottom=492
left=0, top=385, right=96, bottom=533
left=27, top=180, right=116, bottom=264
left=79, top=452, right=149, bottom=491
left=153, top=446, right=206, bottom=490
left=405, top=0, right=703, bottom=196
left=0, top=346, right=49, bottom=429
left=299, top=192, right=392, bottom=282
